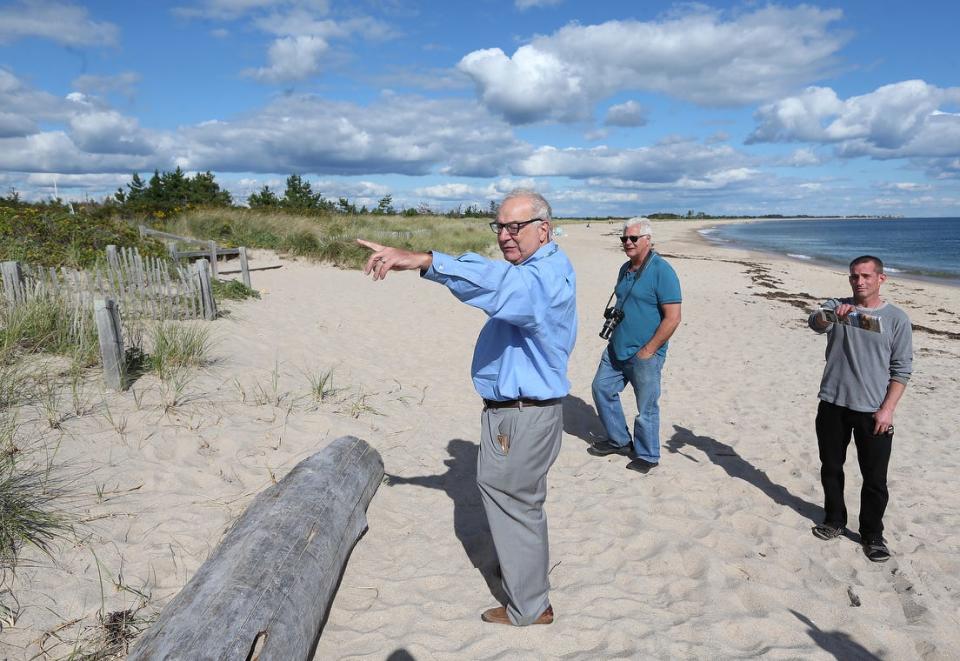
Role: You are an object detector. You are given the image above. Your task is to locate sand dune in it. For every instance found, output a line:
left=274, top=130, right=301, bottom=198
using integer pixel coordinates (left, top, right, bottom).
left=3, top=221, right=959, bottom=659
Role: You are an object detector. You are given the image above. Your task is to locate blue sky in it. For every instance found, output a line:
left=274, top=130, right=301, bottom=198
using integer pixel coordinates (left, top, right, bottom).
left=1, top=0, right=958, bottom=217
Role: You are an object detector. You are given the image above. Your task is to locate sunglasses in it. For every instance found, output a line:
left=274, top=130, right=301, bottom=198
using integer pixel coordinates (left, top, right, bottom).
left=619, top=235, right=649, bottom=244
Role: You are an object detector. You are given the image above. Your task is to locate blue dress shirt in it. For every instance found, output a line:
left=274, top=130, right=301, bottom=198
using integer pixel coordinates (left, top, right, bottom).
left=422, top=242, right=577, bottom=401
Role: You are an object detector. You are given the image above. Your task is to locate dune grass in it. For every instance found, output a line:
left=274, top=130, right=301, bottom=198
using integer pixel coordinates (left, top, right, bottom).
left=0, top=293, right=98, bottom=368
left=164, top=208, right=498, bottom=268
left=145, top=321, right=213, bottom=381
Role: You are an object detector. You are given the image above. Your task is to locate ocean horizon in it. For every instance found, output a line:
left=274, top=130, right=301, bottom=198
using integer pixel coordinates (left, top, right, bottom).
left=700, top=217, right=960, bottom=284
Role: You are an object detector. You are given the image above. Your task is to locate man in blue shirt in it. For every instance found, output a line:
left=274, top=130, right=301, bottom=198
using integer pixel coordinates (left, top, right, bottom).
left=589, top=217, right=682, bottom=473
left=358, top=189, right=577, bottom=627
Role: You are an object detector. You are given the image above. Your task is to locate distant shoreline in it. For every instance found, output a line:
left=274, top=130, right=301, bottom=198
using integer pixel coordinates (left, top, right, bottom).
left=687, top=218, right=960, bottom=289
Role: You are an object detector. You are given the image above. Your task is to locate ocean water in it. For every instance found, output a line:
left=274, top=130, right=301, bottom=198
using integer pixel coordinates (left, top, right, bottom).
left=700, top=217, right=960, bottom=283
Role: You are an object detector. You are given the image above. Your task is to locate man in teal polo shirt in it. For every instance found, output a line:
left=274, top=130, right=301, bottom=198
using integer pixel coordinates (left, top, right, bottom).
left=590, top=217, right=682, bottom=473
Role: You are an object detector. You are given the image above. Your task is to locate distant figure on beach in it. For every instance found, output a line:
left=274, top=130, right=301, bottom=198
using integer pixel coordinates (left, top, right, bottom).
left=357, top=189, right=577, bottom=627
left=588, top=217, right=681, bottom=473
left=808, top=255, right=912, bottom=562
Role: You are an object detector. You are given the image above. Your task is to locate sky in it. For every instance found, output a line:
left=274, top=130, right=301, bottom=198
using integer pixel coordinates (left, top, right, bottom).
left=1, top=0, right=959, bottom=217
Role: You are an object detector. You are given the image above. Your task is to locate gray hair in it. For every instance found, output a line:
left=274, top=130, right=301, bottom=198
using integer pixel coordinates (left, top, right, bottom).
left=623, top=216, right=653, bottom=238
left=502, top=188, right=552, bottom=223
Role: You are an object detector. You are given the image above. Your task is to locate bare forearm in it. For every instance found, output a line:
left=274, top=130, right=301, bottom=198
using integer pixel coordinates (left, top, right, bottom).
left=879, top=380, right=907, bottom=415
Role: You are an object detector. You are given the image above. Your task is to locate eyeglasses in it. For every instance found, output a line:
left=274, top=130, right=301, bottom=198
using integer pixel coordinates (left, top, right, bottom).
left=619, top=235, right=649, bottom=244
left=489, top=218, right=542, bottom=235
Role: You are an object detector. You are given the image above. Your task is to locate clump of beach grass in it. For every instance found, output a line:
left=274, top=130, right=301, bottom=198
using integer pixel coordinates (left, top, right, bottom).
left=0, top=448, right=72, bottom=575
left=0, top=291, right=98, bottom=367
left=146, top=321, right=213, bottom=381
left=304, top=367, right=338, bottom=403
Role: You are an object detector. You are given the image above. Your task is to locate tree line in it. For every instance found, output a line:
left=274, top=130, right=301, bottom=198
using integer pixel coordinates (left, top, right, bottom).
left=108, top=169, right=498, bottom=218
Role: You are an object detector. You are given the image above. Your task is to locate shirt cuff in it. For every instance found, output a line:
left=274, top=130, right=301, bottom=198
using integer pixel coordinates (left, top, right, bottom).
left=421, top=250, right=452, bottom=281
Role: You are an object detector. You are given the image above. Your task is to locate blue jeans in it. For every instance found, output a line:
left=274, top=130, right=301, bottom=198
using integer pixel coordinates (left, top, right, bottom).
left=591, top=345, right=665, bottom=463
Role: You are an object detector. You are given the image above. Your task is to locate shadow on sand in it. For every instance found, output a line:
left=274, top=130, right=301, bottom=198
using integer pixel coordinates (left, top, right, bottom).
left=789, top=609, right=881, bottom=660
left=384, top=439, right=507, bottom=604
left=562, top=394, right=606, bottom=447
left=665, top=424, right=820, bottom=523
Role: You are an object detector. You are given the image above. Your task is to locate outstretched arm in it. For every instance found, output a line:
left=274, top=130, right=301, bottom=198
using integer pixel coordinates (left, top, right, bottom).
left=357, top=239, right=432, bottom=281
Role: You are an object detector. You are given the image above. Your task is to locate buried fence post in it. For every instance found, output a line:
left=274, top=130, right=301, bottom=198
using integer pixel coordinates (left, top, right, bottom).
left=238, top=246, right=251, bottom=288
left=128, top=436, right=384, bottom=661
left=94, top=297, right=126, bottom=391
left=193, top=258, right=217, bottom=320
left=1, top=260, right=26, bottom=306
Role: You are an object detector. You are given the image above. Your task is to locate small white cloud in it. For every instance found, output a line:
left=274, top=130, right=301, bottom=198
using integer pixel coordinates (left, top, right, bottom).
left=783, top=148, right=822, bottom=167
left=244, top=35, right=330, bottom=82
left=604, top=100, right=647, bottom=127
left=515, top=0, right=563, bottom=10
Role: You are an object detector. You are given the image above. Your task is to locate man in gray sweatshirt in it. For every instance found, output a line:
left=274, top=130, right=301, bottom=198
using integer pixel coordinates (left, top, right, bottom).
left=808, top=255, right=912, bottom=562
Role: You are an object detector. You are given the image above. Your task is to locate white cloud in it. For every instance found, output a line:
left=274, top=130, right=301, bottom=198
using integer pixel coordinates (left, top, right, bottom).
left=782, top=148, right=823, bottom=167
left=68, top=110, right=154, bottom=155
left=182, top=3, right=393, bottom=83
left=749, top=80, right=960, bottom=154
left=173, top=0, right=305, bottom=21
left=174, top=94, right=528, bottom=178
left=459, top=5, right=846, bottom=123
left=412, top=183, right=484, bottom=200
left=604, top=100, right=647, bottom=127
left=0, top=1, right=118, bottom=47
left=513, top=138, right=747, bottom=187
left=244, top=35, right=331, bottom=82
left=515, top=0, right=563, bottom=10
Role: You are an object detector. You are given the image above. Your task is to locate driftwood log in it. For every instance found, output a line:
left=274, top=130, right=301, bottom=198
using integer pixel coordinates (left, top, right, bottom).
left=129, top=436, right=384, bottom=660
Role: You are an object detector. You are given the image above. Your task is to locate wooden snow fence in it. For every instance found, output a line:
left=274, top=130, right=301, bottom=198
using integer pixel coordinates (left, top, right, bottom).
left=139, top=225, right=251, bottom=286
left=128, top=436, right=384, bottom=661
left=0, top=251, right=207, bottom=321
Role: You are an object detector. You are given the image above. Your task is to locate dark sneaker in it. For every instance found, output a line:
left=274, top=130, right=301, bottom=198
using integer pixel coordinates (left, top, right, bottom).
left=812, top=523, right=844, bottom=540
left=862, top=537, right=891, bottom=563
left=587, top=440, right=632, bottom=457
left=625, top=458, right=658, bottom=474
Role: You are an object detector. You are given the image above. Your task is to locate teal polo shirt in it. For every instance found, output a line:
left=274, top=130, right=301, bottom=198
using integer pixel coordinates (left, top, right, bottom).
left=609, top=252, right=682, bottom=361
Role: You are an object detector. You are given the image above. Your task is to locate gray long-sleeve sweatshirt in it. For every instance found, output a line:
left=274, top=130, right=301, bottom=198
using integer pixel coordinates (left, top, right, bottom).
left=808, top=298, right=913, bottom=413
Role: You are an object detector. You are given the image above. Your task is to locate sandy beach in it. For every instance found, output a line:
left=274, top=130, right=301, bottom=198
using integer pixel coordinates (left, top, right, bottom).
left=4, top=220, right=960, bottom=659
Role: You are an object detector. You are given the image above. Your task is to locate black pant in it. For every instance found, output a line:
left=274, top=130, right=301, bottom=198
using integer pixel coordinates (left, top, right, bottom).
left=816, top=400, right=893, bottom=540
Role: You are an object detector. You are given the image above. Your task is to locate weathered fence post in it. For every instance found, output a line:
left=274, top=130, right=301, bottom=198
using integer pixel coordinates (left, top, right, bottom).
left=238, top=246, right=251, bottom=288
left=1, top=260, right=25, bottom=306
left=94, top=298, right=126, bottom=391
left=128, top=436, right=384, bottom=661
left=193, top=258, right=217, bottom=320
left=208, top=240, right=219, bottom=278
left=167, top=241, right=178, bottom=260
left=105, top=244, right=120, bottom=270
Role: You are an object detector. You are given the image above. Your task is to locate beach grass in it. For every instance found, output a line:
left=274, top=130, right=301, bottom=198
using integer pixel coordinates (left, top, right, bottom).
left=0, top=292, right=98, bottom=368
left=146, top=321, right=214, bottom=381
left=163, top=208, right=498, bottom=268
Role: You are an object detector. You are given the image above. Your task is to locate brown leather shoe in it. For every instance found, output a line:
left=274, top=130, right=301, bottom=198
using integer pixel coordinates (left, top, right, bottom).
left=481, top=605, right=554, bottom=626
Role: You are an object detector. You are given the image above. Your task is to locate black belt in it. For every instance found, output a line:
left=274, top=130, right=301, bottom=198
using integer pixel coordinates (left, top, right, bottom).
left=483, top=397, right=562, bottom=410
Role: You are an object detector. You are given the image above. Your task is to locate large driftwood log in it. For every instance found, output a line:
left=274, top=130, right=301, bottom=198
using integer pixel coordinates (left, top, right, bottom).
left=129, top=436, right=384, bottom=661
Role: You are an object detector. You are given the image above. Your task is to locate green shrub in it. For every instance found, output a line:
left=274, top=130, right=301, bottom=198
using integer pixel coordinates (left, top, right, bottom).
left=0, top=204, right=165, bottom=269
